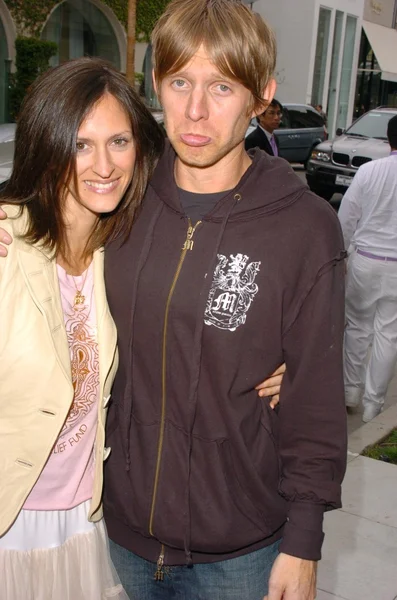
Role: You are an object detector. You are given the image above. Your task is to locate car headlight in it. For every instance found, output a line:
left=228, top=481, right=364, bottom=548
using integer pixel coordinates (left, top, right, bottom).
left=311, top=150, right=331, bottom=162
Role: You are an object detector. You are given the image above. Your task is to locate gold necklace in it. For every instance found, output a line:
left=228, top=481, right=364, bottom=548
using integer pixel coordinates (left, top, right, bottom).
left=71, top=268, right=89, bottom=306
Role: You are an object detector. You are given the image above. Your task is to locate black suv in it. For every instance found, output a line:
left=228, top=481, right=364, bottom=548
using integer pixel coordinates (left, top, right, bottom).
left=306, top=108, right=397, bottom=201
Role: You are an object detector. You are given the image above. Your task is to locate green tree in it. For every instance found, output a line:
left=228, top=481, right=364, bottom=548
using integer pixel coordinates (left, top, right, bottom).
left=126, top=0, right=137, bottom=83
left=136, top=0, right=171, bottom=42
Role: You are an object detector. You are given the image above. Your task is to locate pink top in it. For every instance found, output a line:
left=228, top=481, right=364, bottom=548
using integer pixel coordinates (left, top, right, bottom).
left=24, top=263, right=99, bottom=510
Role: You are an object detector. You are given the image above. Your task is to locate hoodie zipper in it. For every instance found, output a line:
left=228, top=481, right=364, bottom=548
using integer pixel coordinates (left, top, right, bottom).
left=150, top=219, right=201, bottom=578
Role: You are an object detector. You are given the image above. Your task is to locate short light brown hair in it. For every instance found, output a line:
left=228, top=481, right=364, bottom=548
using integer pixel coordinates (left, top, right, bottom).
left=1, top=57, right=164, bottom=263
left=152, top=0, right=276, bottom=112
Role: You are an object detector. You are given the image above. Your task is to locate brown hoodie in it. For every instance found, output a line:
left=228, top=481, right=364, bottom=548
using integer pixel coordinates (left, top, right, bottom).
left=103, top=142, right=347, bottom=566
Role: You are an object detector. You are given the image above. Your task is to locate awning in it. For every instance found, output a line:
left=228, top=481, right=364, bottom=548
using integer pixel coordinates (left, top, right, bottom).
left=362, top=20, right=397, bottom=83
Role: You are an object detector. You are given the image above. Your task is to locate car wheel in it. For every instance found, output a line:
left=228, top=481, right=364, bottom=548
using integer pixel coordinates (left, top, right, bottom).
left=309, top=187, right=334, bottom=201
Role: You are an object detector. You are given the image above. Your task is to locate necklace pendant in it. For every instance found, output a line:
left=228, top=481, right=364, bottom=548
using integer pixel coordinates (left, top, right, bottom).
left=74, top=291, right=85, bottom=306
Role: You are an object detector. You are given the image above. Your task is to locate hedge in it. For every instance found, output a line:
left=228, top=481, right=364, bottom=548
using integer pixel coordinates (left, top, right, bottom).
left=9, top=36, right=57, bottom=120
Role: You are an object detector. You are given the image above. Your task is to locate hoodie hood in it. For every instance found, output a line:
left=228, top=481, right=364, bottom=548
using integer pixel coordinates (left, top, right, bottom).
left=149, top=140, right=308, bottom=221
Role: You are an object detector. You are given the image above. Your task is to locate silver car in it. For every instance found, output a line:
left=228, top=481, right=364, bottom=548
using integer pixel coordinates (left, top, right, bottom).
left=274, top=103, right=327, bottom=164
left=306, top=108, right=397, bottom=201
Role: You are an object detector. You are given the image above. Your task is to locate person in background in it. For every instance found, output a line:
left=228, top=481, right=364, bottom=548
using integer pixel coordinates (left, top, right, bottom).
left=339, top=115, right=397, bottom=423
left=245, top=98, right=283, bottom=156
left=315, top=104, right=328, bottom=128
left=0, top=56, right=164, bottom=599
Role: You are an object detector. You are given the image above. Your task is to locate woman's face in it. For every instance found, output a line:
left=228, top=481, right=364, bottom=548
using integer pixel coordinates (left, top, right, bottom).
left=64, top=93, right=136, bottom=220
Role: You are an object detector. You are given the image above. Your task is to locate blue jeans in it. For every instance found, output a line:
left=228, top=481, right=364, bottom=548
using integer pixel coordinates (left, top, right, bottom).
left=109, top=539, right=280, bottom=600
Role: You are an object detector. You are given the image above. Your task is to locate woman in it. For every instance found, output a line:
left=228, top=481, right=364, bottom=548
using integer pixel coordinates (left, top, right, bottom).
left=0, top=56, right=284, bottom=599
left=0, top=57, right=164, bottom=599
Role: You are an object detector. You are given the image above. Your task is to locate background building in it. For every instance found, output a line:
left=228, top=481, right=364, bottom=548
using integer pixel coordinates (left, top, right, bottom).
left=2, top=0, right=397, bottom=135
left=252, top=0, right=365, bottom=137
left=0, top=0, right=153, bottom=124
left=355, top=0, right=397, bottom=113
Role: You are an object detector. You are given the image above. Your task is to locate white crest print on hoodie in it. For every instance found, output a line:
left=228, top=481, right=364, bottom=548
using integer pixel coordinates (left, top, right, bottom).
left=204, top=253, right=261, bottom=332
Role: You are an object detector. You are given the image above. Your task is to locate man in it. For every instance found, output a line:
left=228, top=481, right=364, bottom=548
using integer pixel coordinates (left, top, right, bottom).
left=339, top=115, right=397, bottom=423
left=315, top=104, right=328, bottom=128
left=245, top=98, right=283, bottom=156
left=102, top=2, right=346, bottom=599
left=0, top=1, right=347, bottom=599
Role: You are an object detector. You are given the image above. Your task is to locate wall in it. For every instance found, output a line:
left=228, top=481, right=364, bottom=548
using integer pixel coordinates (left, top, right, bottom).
left=253, top=0, right=315, bottom=104
left=315, top=0, right=364, bottom=132
left=363, top=0, right=395, bottom=26
left=254, top=0, right=364, bottom=135
left=135, top=42, right=148, bottom=74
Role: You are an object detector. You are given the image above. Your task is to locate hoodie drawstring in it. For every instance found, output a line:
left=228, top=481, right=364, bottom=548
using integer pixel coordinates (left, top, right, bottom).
left=183, top=194, right=242, bottom=565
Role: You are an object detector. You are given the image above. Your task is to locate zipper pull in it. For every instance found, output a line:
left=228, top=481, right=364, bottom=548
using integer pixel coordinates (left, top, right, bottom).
left=154, top=550, right=165, bottom=581
left=182, top=225, right=195, bottom=251
left=182, top=221, right=201, bottom=252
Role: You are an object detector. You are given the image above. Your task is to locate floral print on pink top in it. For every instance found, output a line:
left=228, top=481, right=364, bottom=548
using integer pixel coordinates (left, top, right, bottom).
left=24, top=263, right=99, bottom=510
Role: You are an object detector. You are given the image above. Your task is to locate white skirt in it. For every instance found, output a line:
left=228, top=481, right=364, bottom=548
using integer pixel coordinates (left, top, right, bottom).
left=0, top=500, right=129, bottom=600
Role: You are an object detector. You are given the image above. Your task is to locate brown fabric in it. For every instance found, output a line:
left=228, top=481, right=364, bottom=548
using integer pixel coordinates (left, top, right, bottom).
left=103, top=141, right=347, bottom=564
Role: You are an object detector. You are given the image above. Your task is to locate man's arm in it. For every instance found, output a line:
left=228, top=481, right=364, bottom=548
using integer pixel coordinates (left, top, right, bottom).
left=265, top=247, right=346, bottom=599
left=337, top=169, right=364, bottom=251
left=279, top=255, right=347, bottom=559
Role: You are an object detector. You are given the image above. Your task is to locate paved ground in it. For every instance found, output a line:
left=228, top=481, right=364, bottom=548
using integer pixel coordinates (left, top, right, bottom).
left=316, top=367, right=397, bottom=599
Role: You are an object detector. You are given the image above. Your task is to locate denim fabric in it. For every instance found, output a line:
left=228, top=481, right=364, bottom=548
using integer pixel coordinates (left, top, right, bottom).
left=109, top=539, right=280, bottom=600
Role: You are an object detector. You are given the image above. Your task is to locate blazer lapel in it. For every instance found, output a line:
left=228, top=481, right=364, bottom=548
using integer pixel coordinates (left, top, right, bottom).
left=17, top=247, right=72, bottom=384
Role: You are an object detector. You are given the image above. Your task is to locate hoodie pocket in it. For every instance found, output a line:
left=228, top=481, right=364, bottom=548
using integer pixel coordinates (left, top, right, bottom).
left=218, top=438, right=272, bottom=530
left=186, top=433, right=286, bottom=553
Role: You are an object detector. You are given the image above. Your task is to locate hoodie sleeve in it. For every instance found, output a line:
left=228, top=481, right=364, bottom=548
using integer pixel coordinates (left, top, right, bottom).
left=278, top=251, right=347, bottom=561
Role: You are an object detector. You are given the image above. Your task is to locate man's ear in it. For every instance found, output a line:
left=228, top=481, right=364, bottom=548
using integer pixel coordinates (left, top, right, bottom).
left=152, top=69, right=159, bottom=98
left=251, top=78, right=277, bottom=118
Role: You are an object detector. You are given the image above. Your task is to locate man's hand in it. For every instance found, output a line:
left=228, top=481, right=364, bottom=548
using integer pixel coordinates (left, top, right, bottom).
left=264, top=553, right=317, bottom=600
left=0, top=206, right=11, bottom=256
left=256, top=363, right=286, bottom=409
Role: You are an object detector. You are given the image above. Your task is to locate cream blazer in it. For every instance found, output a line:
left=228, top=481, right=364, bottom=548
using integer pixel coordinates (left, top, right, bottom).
left=0, top=205, right=118, bottom=536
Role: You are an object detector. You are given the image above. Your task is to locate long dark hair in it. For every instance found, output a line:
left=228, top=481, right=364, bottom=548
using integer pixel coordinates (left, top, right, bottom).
left=1, top=57, right=164, bottom=260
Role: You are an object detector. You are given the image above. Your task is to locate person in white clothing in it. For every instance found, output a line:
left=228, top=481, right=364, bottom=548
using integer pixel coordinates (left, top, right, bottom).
left=338, top=115, right=397, bottom=422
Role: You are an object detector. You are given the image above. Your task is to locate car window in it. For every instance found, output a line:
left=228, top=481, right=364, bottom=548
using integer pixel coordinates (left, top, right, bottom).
left=287, top=107, right=324, bottom=129
left=277, top=109, right=289, bottom=129
left=347, top=111, right=396, bottom=140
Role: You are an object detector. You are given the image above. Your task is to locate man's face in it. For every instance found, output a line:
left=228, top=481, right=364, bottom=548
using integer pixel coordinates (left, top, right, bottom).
left=158, top=46, right=256, bottom=169
left=258, top=105, right=282, bottom=134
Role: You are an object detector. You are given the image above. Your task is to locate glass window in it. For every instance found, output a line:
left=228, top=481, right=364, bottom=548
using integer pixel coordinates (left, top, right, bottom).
left=354, top=31, right=383, bottom=116
left=347, top=111, right=395, bottom=139
left=336, top=16, right=357, bottom=132
left=277, top=109, right=289, bottom=129
left=41, top=0, right=120, bottom=68
left=327, top=11, right=344, bottom=135
left=311, top=8, right=332, bottom=106
left=288, top=107, right=324, bottom=129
